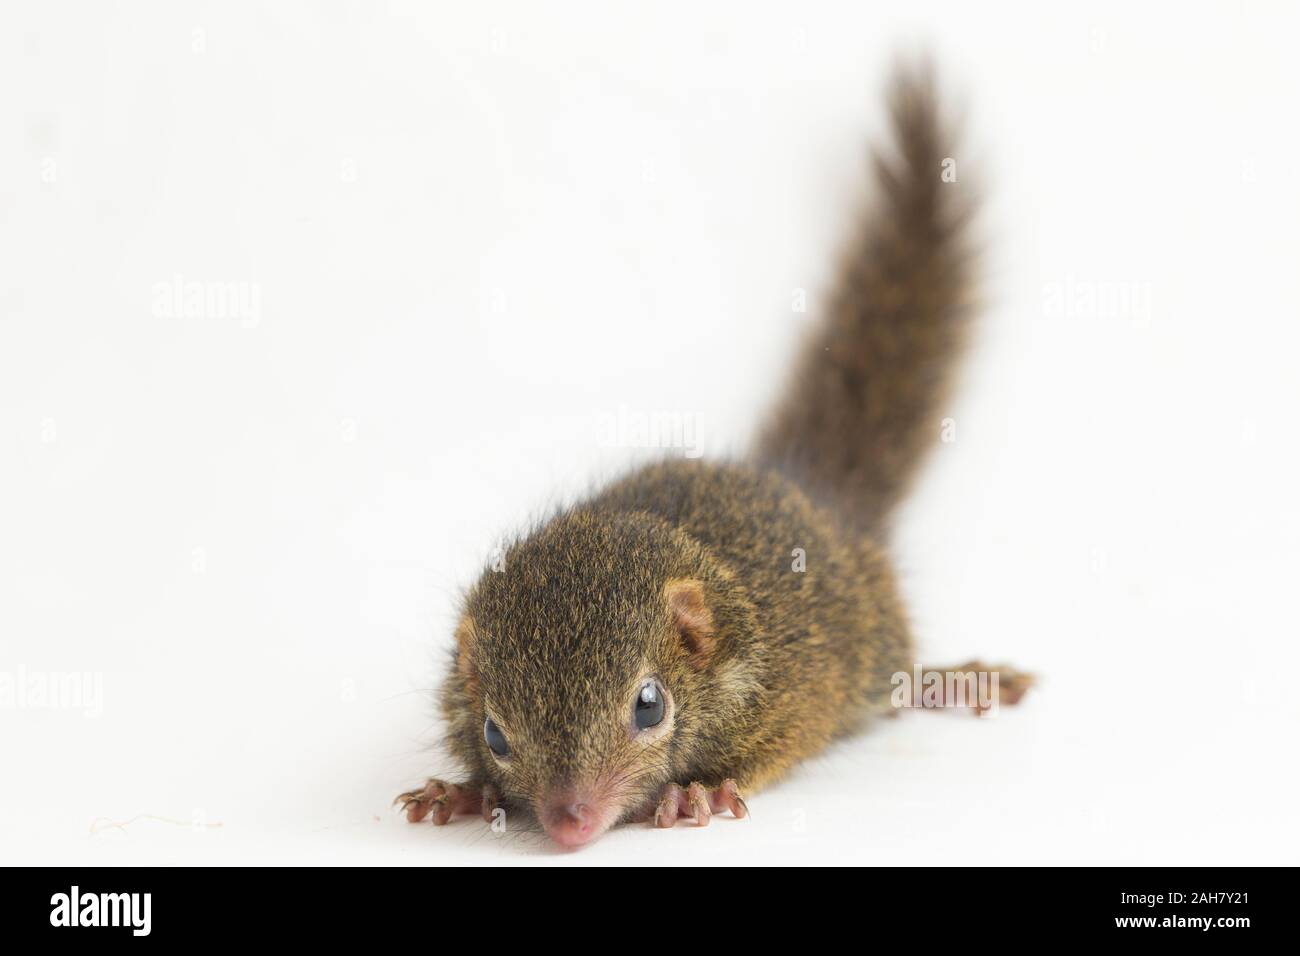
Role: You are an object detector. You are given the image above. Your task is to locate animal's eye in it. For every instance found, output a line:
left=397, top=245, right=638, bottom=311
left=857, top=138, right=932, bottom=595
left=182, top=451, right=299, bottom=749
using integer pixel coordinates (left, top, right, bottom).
left=484, top=716, right=510, bottom=757
left=634, top=679, right=665, bottom=730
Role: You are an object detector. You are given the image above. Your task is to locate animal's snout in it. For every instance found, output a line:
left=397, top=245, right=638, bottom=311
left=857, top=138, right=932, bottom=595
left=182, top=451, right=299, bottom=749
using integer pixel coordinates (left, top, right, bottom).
left=540, top=792, right=611, bottom=849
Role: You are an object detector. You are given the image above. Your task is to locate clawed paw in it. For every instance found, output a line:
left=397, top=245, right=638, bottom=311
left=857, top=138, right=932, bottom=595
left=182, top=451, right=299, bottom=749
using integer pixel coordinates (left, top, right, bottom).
left=651, top=779, right=748, bottom=829
left=395, top=779, right=501, bottom=825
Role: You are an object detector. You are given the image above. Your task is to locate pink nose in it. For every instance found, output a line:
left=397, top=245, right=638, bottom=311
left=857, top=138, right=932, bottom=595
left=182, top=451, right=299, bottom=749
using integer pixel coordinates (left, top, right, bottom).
left=542, top=800, right=599, bottom=848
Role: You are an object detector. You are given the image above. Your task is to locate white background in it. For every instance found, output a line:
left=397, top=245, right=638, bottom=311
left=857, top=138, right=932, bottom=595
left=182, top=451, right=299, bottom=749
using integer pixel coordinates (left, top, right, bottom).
left=3, top=1, right=1298, bottom=865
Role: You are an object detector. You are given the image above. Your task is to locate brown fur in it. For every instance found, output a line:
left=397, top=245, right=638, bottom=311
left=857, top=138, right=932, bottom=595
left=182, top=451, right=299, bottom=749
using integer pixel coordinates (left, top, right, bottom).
left=756, top=63, right=973, bottom=532
left=417, top=62, right=975, bottom=832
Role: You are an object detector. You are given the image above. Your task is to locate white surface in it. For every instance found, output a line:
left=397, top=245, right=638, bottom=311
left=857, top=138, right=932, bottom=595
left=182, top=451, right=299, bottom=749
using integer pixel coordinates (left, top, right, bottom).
left=2, top=1, right=1298, bottom=865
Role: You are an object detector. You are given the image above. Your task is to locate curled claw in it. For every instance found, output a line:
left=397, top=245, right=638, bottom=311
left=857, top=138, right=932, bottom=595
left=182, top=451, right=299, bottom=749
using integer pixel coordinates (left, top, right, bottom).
left=430, top=788, right=458, bottom=826
left=687, top=783, right=712, bottom=827
left=395, top=780, right=446, bottom=823
left=395, top=779, right=482, bottom=825
left=714, top=779, right=749, bottom=819
left=651, top=778, right=748, bottom=830
left=653, top=783, right=684, bottom=828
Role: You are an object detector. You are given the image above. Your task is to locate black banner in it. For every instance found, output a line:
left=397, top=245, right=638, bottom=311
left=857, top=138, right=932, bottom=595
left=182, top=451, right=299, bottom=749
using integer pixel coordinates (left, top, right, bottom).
left=1, top=867, right=1278, bottom=942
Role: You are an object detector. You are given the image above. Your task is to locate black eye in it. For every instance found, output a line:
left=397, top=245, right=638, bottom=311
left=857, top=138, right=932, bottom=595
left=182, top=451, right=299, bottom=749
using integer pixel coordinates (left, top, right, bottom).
left=634, top=680, right=665, bottom=730
left=484, top=716, right=510, bottom=757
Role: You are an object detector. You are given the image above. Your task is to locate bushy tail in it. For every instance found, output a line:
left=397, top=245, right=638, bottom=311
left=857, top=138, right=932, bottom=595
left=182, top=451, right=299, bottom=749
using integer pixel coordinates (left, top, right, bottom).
left=754, top=62, right=974, bottom=533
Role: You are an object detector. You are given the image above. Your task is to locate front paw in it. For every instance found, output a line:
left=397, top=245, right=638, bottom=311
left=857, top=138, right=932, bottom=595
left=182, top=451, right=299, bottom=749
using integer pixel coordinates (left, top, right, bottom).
left=395, top=778, right=501, bottom=825
left=652, top=779, right=749, bottom=828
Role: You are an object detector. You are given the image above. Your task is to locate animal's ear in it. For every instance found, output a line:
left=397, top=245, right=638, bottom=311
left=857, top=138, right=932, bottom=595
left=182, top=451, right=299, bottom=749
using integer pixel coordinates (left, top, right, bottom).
left=455, top=617, right=480, bottom=695
left=665, top=579, right=715, bottom=668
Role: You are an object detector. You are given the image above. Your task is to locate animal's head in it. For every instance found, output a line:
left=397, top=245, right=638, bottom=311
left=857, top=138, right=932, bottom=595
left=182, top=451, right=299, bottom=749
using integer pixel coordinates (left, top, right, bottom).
left=442, top=508, right=759, bottom=848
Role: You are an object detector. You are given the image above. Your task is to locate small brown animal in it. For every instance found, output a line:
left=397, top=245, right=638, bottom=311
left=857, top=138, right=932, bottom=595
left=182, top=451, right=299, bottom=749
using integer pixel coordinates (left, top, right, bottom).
left=398, top=63, right=1031, bottom=849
